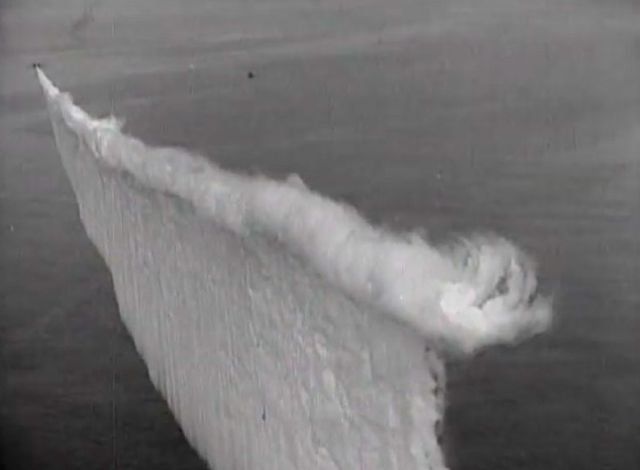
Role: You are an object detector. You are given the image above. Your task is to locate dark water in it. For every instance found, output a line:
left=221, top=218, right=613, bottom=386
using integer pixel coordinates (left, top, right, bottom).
left=2, top=1, right=639, bottom=469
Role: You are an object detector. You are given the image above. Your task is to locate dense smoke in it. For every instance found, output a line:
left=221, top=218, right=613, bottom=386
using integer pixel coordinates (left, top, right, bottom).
left=36, top=67, right=552, bottom=469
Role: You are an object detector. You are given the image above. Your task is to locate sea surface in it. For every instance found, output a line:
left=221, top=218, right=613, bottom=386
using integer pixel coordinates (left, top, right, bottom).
left=2, top=1, right=639, bottom=469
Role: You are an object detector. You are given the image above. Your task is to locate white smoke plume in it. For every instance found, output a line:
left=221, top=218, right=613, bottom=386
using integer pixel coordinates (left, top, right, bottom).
left=36, top=66, right=552, bottom=469
left=35, top=67, right=551, bottom=356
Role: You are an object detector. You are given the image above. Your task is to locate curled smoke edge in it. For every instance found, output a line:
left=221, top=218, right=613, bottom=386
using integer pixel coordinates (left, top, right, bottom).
left=34, top=65, right=552, bottom=358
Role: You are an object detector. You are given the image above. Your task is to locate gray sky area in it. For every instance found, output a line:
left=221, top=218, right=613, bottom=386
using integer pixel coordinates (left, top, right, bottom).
left=2, top=1, right=639, bottom=469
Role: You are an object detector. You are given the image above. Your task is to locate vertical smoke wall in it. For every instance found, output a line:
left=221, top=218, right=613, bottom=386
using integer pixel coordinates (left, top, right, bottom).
left=37, top=68, right=550, bottom=470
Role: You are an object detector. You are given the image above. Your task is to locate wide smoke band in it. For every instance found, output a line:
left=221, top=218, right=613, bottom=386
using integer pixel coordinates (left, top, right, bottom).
left=36, top=66, right=551, bottom=470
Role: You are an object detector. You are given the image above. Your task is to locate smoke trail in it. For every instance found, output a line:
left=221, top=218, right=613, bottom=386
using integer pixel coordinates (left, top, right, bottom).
left=36, top=66, right=551, bottom=469
left=35, top=66, right=551, bottom=356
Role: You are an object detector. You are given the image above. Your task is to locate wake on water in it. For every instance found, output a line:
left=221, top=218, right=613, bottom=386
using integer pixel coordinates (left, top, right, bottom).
left=36, top=66, right=552, bottom=469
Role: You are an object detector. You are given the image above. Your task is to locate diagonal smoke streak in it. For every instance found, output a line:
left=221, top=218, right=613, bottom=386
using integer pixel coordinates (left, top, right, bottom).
left=35, top=66, right=552, bottom=469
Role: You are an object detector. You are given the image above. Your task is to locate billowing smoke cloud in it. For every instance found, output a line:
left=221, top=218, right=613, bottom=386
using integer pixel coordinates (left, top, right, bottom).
left=36, top=67, right=551, bottom=469
left=35, top=67, right=551, bottom=356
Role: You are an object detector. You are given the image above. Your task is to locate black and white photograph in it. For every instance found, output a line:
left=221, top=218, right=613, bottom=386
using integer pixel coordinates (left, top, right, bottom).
left=1, top=1, right=639, bottom=469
